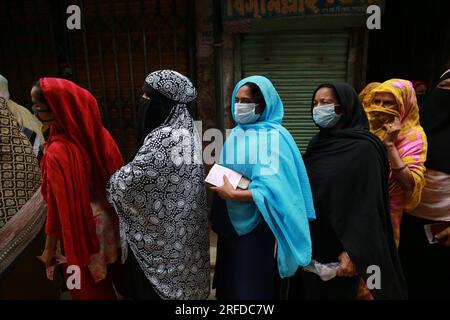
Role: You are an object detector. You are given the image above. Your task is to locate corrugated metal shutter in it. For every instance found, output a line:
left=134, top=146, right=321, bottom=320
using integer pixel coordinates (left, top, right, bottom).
left=241, top=30, right=350, bottom=152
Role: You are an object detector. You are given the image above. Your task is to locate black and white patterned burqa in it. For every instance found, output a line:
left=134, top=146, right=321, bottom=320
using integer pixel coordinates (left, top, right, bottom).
left=107, top=70, right=210, bottom=300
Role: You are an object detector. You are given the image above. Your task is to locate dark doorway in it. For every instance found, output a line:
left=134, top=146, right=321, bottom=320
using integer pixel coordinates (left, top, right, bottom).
left=366, top=1, right=450, bottom=88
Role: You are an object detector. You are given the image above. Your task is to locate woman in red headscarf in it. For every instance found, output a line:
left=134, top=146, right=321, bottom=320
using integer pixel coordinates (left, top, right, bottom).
left=32, top=78, right=125, bottom=300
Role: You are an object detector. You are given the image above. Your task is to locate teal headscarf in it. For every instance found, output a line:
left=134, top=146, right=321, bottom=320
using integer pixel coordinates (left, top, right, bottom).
left=219, top=76, right=316, bottom=278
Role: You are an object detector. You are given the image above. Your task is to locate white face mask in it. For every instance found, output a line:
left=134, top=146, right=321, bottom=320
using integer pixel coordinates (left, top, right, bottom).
left=312, top=103, right=342, bottom=128
left=234, top=103, right=261, bottom=124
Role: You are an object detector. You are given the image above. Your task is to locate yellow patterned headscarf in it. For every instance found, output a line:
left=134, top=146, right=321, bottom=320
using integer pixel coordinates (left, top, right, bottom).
left=364, top=79, right=427, bottom=214
left=359, top=82, right=381, bottom=106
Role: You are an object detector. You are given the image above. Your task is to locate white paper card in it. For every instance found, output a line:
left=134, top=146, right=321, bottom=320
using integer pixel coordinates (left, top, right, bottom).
left=205, top=164, right=242, bottom=190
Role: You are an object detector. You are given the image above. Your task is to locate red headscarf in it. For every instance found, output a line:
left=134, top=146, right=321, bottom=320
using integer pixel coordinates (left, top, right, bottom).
left=40, top=78, right=123, bottom=267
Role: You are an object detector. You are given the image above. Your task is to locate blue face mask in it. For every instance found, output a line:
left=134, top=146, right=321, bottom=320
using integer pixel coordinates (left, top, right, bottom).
left=312, top=104, right=342, bottom=128
left=234, top=103, right=261, bottom=124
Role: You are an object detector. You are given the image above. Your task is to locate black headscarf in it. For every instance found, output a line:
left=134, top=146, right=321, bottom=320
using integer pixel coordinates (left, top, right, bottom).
left=419, top=73, right=450, bottom=174
left=313, top=82, right=369, bottom=130
left=302, top=82, right=407, bottom=300
left=136, top=82, right=178, bottom=147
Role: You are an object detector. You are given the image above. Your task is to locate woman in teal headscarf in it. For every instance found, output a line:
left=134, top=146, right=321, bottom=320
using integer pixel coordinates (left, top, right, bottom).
left=210, top=76, right=315, bottom=299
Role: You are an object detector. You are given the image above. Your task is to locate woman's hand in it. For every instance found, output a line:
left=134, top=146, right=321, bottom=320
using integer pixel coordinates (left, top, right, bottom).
left=383, top=117, right=401, bottom=146
left=382, top=116, right=415, bottom=192
left=436, top=227, right=450, bottom=247
left=38, top=235, right=59, bottom=268
left=337, top=252, right=358, bottom=277
left=38, top=248, right=57, bottom=268
left=210, top=175, right=237, bottom=201
left=210, top=175, right=254, bottom=202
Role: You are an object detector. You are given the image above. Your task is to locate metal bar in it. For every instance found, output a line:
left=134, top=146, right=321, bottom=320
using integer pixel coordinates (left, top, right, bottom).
left=47, top=0, right=59, bottom=76
left=186, top=0, right=197, bottom=118
left=360, top=29, right=370, bottom=92
left=0, top=4, right=11, bottom=76
left=125, top=0, right=137, bottom=135
left=24, top=2, right=36, bottom=81
left=345, top=31, right=354, bottom=86
left=6, top=1, right=24, bottom=96
left=213, top=0, right=224, bottom=134
left=172, top=0, right=178, bottom=70
left=62, top=0, right=74, bottom=79
left=0, top=28, right=5, bottom=74
left=233, top=35, right=242, bottom=89
left=80, top=0, right=92, bottom=90
left=64, top=0, right=77, bottom=81
left=140, top=0, right=148, bottom=76
left=110, top=1, right=125, bottom=144
left=94, top=0, right=110, bottom=127
left=186, top=0, right=196, bottom=81
left=156, top=0, right=163, bottom=68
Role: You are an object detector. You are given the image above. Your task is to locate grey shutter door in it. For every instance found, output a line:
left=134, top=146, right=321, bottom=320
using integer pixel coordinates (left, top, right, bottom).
left=241, top=30, right=350, bottom=152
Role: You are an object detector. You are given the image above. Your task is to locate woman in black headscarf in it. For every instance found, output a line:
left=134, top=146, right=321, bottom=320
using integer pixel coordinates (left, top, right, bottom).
left=419, top=69, right=450, bottom=176
left=289, top=82, right=407, bottom=300
left=399, top=70, right=450, bottom=299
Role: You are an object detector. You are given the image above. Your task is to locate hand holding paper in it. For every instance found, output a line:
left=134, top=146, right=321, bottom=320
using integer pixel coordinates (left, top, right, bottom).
left=209, top=175, right=237, bottom=201
left=206, top=164, right=253, bottom=202
left=205, top=164, right=242, bottom=189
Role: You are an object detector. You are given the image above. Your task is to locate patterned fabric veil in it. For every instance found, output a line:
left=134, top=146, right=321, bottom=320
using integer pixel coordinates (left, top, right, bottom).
left=107, top=70, right=210, bottom=300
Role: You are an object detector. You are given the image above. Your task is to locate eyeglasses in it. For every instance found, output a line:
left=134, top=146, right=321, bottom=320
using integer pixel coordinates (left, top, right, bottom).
left=32, top=104, right=52, bottom=115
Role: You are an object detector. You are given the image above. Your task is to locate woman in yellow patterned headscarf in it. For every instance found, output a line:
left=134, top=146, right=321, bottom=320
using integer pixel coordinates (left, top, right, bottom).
left=363, top=79, right=427, bottom=246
